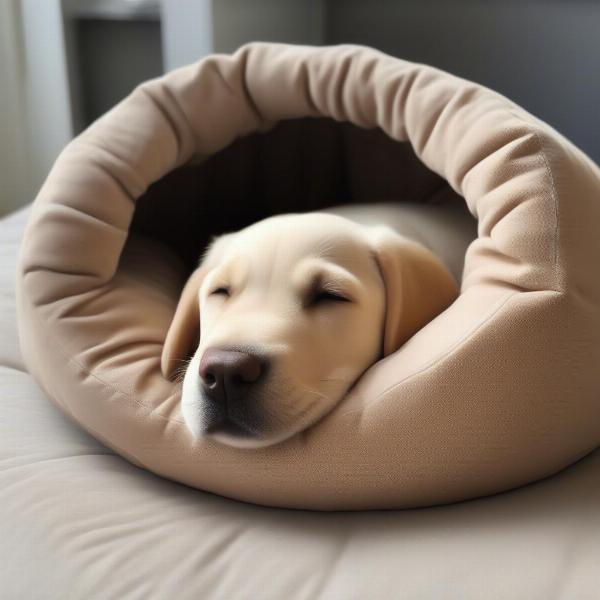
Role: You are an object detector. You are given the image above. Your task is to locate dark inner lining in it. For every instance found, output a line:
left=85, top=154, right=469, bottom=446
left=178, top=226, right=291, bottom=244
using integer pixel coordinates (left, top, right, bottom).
left=131, top=118, right=452, bottom=270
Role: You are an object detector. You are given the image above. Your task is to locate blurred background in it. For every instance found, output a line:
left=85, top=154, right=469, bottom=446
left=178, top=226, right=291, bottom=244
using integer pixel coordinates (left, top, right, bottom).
left=1, top=0, right=599, bottom=216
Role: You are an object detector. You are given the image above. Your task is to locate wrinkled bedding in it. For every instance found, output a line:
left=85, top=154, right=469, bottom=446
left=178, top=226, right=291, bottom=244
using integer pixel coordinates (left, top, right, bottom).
left=2, top=207, right=600, bottom=599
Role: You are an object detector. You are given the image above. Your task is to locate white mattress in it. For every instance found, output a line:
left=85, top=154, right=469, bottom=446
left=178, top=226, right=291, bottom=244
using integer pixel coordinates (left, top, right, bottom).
left=1, top=207, right=599, bottom=599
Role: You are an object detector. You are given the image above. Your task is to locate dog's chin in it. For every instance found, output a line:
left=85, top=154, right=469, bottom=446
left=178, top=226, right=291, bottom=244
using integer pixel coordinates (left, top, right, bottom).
left=209, top=428, right=291, bottom=450
left=180, top=364, right=340, bottom=449
left=181, top=394, right=316, bottom=449
left=183, top=404, right=301, bottom=449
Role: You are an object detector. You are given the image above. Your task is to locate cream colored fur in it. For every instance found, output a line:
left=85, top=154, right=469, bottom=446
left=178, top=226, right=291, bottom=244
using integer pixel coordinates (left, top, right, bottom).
left=162, top=212, right=458, bottom=449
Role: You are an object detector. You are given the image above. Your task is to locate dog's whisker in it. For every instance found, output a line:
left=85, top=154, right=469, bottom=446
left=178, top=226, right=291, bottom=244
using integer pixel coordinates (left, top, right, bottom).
left=294, top=389, right=330, bottom=421
left=173, top=373, right=186, bottom=384
left=303, top=387, right=330, bottom=400
left=171, top=358, right=192, bottom=384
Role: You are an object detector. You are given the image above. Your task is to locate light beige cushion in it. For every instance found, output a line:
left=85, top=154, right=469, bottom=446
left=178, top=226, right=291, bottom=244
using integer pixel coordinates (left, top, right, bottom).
left=5, top=207, right=600, bottom=597
left=16, top=42, right=600, bottom=510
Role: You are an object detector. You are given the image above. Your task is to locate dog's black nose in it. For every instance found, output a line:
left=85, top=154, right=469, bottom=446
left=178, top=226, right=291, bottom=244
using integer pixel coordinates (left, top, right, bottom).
left=199, top=348, right=264, bottom=407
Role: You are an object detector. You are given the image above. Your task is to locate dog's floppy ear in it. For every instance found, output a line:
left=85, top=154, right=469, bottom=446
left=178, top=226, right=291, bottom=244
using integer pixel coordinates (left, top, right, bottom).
left=161, top=233, right=234, bottom=380
left=369, top=225, right=458, bottom=357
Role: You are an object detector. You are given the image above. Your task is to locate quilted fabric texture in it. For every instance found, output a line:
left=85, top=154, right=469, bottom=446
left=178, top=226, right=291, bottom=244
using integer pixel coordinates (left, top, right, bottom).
left=16, top=43, right=600, bottom=510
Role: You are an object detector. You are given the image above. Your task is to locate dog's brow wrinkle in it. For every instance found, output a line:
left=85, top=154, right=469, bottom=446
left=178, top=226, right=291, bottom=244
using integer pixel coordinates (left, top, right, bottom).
left=369, top=250, right=384, bottom=283
left=265, top=231, right=285, bottom=295
left=314, top=238, right=338, bottom=259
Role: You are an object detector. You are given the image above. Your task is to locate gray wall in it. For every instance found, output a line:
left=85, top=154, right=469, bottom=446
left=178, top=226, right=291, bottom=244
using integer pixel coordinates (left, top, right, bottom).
left=326, top=0, right=600, bottom=164
left=73, top=18, right=163, bottom=130
left=212, top=0, right=324, bottom=54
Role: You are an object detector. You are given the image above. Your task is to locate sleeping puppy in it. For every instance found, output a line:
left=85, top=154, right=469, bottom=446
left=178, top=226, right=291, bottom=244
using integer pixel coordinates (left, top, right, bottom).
left=161, top=211, right=458, bottom=449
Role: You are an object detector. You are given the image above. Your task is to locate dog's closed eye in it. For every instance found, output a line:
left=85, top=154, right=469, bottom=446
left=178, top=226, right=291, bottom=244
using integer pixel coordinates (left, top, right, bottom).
left=306, top=288, right=351, bottom=307
left=303, top=271, right=355, bottom=307
left=211, top=282, right=351, bottom=307
left=210, top=286, right=230, bottom=297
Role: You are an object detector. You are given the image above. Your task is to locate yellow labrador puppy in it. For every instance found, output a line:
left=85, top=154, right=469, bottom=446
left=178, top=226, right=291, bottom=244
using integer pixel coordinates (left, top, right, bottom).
left=161, top=210, right=458, bottom=449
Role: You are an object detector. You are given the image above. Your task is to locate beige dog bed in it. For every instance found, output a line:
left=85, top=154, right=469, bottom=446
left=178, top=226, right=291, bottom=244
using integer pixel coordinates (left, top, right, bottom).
left=16, top=42, right=600, bottom=510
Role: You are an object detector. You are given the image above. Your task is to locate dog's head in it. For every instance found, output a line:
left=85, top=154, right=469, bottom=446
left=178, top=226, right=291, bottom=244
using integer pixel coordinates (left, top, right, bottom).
left=161, top=213, right=457, bottom=449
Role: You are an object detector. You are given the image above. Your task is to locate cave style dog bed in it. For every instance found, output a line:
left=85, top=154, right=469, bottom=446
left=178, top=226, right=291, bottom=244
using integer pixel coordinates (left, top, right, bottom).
left=16, top=43, right=600, bottom=510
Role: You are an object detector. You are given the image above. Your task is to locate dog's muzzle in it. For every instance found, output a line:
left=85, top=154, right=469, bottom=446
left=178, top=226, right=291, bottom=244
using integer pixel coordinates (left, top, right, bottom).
left=198, top=347, right=267, bottom=435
